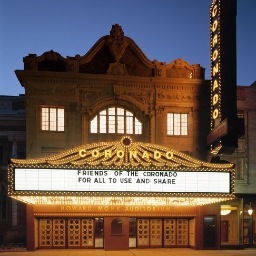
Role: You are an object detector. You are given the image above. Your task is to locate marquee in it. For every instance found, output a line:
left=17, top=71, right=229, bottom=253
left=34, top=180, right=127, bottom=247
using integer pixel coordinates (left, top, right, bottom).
left=8, top=137, right=235, bottom=206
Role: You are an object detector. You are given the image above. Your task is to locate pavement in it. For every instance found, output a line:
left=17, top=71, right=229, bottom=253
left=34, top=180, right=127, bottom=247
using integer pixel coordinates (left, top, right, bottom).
left=1, top=248, right=256, bottom=256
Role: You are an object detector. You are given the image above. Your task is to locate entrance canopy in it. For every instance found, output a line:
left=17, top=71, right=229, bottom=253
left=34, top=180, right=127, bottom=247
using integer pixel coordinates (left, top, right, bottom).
left=8, top=136, right=235, bottom=206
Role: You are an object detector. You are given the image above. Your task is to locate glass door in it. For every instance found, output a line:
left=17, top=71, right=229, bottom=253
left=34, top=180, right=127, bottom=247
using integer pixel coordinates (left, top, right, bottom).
left=95, top=218, right=104, bottom=248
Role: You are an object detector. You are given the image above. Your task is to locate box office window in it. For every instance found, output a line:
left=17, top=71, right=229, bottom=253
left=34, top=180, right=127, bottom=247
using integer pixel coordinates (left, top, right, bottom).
left=111, top=218, right=123, bottom=235
left=90, top=107, right=142, bottom=135
left=167, top=113, right=188, bottom=136
left=41, top=107, right=64, bottom=132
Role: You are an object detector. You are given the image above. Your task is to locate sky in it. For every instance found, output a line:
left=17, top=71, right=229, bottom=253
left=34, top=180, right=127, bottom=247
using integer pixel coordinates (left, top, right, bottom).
left=0, top=0, right=255, bottom=96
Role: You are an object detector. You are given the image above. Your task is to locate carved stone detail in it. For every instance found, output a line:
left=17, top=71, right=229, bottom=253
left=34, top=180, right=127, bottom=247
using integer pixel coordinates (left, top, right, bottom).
left=107, top=62, right=128, bottom=75
left=156, top=105, right=165, bottom=114
left=153, top=60, right=166, bottom=77
left=106, top=24, right=128, bottom=62
left=157, top=90, right=193, bottom=102
left=113, top=84, right=152, bottom=106
left=166, top=58, right=194, bottom=79
left=76, top=89, right=105, bottom=106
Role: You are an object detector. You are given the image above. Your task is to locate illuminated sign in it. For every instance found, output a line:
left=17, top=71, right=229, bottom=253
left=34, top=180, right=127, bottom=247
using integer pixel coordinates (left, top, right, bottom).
left=78, top=148, right=174, bottom=160
left=210, top=0, right=221, bottom=125
left=211, top=1, right=221, bottom=123
left=209, top=0, right=238, bottom=153
left=207, top=118, right=228, bottom=145
left=14, top=168, right=231, bottom=193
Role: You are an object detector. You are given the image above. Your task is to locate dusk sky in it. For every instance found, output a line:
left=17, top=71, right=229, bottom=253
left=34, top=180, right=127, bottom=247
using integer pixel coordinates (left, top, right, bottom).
left=0, top=0, right=255, bottom=96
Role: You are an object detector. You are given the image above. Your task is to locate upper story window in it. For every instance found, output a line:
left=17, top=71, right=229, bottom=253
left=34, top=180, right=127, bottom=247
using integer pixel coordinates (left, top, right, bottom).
left=0, top=145, right=3, bottom=163
left=167, top=113, right=188, bottom=136
left=90, top=107, right=142, bottom=134
left=41, top=106, right=64, bottom=131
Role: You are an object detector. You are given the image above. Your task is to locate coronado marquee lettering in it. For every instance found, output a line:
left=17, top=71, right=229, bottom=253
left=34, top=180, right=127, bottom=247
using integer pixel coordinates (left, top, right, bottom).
left=78, top=148, right=174, bottom=160
left=211, top=0, right=220, bottom=121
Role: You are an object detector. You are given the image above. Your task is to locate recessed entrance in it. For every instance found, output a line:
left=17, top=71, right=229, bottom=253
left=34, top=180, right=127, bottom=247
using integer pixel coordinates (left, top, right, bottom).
left=38, top=218, right=95, bottom=249
left=203, top=216, right=217, bottom=249
left=36, top=217, right=193, bottom=249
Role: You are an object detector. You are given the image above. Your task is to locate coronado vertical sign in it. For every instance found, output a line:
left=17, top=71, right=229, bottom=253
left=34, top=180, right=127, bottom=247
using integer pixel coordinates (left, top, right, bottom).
left=210, top=1, right=220, bottom=122
left=208, top=0, right=238, bottom=153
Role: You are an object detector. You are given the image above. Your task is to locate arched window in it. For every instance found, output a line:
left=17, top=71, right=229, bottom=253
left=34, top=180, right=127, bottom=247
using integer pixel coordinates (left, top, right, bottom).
left=111, top=218, right=123, bottom=234
left=90, top=107, right=142, bottom=134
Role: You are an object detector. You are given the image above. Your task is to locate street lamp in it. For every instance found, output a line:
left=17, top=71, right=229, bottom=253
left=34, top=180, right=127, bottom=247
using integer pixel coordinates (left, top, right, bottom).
left=248, top=202, right=253, bottom=215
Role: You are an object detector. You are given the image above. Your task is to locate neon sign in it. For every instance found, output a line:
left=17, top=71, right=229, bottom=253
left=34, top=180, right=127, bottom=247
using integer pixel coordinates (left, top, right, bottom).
left=210, top=0, right=221, bottom=122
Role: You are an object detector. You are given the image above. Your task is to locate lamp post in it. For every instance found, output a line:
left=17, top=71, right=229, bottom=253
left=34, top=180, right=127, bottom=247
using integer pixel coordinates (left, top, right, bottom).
left=248, top=202, right=253, bottom=215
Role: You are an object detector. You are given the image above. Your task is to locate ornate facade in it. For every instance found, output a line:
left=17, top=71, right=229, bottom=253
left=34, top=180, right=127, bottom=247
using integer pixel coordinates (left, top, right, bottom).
left=7, top=23, right=255, bottom=251
left=16, top=24, right=208, bottom=159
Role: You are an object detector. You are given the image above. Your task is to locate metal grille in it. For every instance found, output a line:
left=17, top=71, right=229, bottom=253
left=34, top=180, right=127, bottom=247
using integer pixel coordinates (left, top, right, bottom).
left=39, top=218, right=52, bottom=247
left=81, top=219, right=94, bottom=247
left=68, top=219, right=80, bottom=247
left=137, top=219, right=149, bottom=246
left=52, top=218, right=66, bottom=247
left=150, top=219, right=162, bottom=246
left=177, top=219, right=188, bottom=246
left=164, top=219, right=176, bottom=246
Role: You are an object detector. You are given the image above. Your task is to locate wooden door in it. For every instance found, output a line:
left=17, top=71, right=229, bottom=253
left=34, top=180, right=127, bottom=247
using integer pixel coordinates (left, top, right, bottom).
left=150, top=219, right=162, bottom=247
left=221, top=220, right=229, bottom=243
left=137, top=219, right=149, bottom=247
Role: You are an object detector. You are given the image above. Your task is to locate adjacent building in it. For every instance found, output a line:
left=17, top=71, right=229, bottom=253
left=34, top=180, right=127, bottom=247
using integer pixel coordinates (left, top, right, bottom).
left=0, top=95, right=26, bottom=246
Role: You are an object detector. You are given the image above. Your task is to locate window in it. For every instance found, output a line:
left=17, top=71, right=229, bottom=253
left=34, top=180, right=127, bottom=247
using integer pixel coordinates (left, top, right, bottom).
left=167, top=113, right=188, bottom=136
left=111, top=218, right=123, bottom=234
left=41, top=107, right=64, bottom=131
left=0, top=145, right=3, bottom=163
left=90, top=107, right=142, bottom=134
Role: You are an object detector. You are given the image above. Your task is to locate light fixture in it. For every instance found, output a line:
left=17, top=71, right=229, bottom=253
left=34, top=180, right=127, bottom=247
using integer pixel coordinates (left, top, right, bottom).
left=221, top=205, right=231, bottom=215
left=220, top=205, right=238, bottom=216
left=248, top=202, right=253, bottom=215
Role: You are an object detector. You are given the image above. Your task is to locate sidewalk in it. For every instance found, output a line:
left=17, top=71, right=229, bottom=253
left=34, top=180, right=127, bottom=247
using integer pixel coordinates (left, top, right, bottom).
left=0, top=248, right=256, bottom=256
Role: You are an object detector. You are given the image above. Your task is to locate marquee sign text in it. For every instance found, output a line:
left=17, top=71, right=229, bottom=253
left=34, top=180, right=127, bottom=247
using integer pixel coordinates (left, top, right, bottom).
left=14, top=168, right=230, bottom=193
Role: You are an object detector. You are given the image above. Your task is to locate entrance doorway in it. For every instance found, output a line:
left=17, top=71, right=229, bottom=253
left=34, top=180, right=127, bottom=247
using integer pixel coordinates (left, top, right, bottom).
left=221, top=220, right=229, bottom=243
left=136, top=218, right=189, bottom=248
left=37, top=217, right=192, bottom=249
left=104, top=217, right=129, bottom=250
left=38, top=218, right=95, bottom=248
left=243, top=219, right=254, bottom=246
left=203, top=216, right=217, bottom=249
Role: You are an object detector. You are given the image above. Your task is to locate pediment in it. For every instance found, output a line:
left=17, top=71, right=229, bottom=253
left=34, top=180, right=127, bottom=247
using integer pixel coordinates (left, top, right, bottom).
left=21, top=24, right=205, bottom=79
left=37, top=50, right=67, bottom=72
left=166, top=58, right=194, bottom=79
left=78, top=24, right=155, bottom=76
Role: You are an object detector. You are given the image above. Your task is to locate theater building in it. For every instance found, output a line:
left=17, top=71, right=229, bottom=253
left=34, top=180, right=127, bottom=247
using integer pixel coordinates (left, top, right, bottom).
left=7, top=0, right=255, bottom=250
left=8, top=22, right=242, bottom=251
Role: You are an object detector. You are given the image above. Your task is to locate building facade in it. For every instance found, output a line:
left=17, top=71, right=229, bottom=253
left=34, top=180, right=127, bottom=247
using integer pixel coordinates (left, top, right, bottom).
left=7, top=22, right=255, bottom=251
left=4, top=0, right=256, bottom=248
left=0, top=95, right=26, bottom=246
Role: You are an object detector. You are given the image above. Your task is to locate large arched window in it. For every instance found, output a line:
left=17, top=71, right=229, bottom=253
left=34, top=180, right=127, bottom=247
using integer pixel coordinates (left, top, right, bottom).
left=90, top=107, right=142, bottom=134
